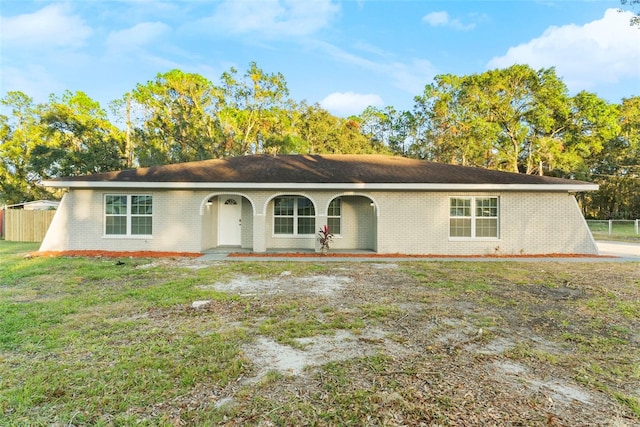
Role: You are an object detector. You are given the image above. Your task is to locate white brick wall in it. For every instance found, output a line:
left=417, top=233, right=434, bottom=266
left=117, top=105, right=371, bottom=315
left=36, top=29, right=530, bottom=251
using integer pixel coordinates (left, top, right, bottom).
left=40, top=188, right=598, bottom=255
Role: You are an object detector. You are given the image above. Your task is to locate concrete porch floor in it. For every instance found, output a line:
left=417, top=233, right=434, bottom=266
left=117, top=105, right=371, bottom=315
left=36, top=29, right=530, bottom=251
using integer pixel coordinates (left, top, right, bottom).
left=200, top=247, right=376, bottom=261
left=197, top=242, right=639, bottom=262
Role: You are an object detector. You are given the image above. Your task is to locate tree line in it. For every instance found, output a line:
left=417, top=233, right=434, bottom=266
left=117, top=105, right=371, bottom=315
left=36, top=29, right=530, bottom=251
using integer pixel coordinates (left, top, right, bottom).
left=1, top=62, right=638, bottom=219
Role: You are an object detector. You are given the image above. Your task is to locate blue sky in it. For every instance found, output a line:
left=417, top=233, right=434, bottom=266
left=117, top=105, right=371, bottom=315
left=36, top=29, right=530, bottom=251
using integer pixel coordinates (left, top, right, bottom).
left=1, top=0, right=639, bottom=117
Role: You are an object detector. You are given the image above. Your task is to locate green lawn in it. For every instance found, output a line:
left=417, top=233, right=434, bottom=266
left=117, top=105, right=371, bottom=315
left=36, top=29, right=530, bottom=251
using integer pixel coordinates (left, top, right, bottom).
left=1, top=241, right=638, bottom=426
left=588, top=220, right=640, bottom=242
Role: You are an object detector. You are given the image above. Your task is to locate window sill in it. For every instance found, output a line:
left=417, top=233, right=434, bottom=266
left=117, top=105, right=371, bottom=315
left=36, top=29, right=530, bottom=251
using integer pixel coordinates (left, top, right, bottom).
left=449, top=237, right=500, bottom=242
left=102, top=235, right=153, bottom=240
left=272, top=234, right=315, bottom=239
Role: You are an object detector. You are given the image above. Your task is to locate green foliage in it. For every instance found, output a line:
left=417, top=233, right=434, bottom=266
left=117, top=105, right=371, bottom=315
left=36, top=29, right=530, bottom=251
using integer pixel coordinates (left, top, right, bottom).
left=411, top=65, right=578, bottom=174
left=1, top=62, right=638, bottom=217
left=32, top=91, right=125, bottom=179
left=407, top=65, right=638, bottom=218
left=295, top=102, right=387, bottom=154
left=131, top=69, right=225, bottom=165
left=219, top=61, right=293, bottom=155
left=582, top=96, right=640, bottom=219
left=621, top=0, right=640, bottom=26
left=0, top=92, right=53, bottom=204
left=359, top=105, right=413, bottom=155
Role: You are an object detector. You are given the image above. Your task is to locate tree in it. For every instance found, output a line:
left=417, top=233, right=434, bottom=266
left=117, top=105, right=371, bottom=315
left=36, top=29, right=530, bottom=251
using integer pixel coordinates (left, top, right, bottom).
left=583, top=96, right=639, bottom=218
left=29, top=91, right=125, bottom=180
left=109, top=93, right=139, bottom=168
left=219, top=62, right=293, bottom=155
left=561, top=92, right=620, bottom=180
left=295, top=103, right=387, bottom=154
left=410, top=74, right=499, bottom=166
left=359, top=106, right=414, bottom=155
left=620, top=0, right=640, bottom=26
left=470, top=65, right=574, bottom=174
left=408, top=65, right=581, bottom=175
left=131, top=69, right=225, bottom=166
left=328, top=117, right=385, bottom=154
left=294, top=103, right=332, bottom=154
left=0, top=92, right=51, bottom=204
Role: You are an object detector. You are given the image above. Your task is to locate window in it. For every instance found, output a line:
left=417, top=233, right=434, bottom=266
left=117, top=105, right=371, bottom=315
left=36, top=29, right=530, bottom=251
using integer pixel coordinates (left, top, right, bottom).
left=327, top=198, right=341, bottom=235
left=105, top=195, right=153, bottom=236
left=449, top=197, right=498, bottom=239
left=273, top=196, right=315, bottom=235
left=105, top=195, right=127, bottom=235
left=475, top=197, right=498, bottom=238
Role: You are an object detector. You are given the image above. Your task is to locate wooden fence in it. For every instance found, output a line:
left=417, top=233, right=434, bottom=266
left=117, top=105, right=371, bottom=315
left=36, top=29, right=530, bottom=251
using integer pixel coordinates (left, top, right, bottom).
left=3, top=209, right=56, bottom=242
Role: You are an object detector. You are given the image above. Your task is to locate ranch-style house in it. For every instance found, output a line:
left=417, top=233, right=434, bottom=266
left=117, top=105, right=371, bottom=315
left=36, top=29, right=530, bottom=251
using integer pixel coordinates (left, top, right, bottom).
left=39, top=154, right=599, bottom=256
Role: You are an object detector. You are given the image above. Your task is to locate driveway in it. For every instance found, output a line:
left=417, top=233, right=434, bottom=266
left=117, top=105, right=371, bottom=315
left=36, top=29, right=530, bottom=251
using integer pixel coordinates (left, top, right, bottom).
left=597, top=240, right=640, bottom=260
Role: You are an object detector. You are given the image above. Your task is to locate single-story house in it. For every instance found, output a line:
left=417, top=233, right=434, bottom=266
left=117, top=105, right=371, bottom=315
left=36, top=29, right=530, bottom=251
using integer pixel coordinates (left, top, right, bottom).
left=39, top=154, right=599, bottom=255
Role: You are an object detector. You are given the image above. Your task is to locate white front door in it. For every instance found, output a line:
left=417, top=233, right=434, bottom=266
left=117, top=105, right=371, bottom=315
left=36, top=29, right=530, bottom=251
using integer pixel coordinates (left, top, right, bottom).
left=218, top=196, right=242, bottom=246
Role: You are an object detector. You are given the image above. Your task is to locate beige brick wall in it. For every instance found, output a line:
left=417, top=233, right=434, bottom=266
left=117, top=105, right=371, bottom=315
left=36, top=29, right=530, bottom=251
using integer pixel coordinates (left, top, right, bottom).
left=41, top=189, right=203, bottom=253
left=372, top=191, right=596, bottom=255
left=40, top=188, right=597, bottom=255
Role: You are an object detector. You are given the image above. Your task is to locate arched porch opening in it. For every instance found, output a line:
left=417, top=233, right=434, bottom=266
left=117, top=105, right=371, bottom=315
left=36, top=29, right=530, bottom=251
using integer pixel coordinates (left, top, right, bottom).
left=325, top=194, right=378, bottom=252
left=200, top=193, right=255, bottom=251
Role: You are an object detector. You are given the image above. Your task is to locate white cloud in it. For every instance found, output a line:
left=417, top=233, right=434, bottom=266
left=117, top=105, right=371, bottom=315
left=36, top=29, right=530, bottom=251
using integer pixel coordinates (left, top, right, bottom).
left=487, top=9, right=640, bottom=92
left=0, top=3, right=92, bottom=49
left=388, top=59, right=437, bottom=95
left=423, top=11, right=448, bottom=26
left=311, top=40, right=437, bottom=95
left=422, top=11, right=476, bottom=31
left=0, top=65, right=64, bottom=102
left=320, top=92, right=383, bottom=117
left=201, top=0, right=340, bottom=38
left=105, top=22, right=171, bottom=53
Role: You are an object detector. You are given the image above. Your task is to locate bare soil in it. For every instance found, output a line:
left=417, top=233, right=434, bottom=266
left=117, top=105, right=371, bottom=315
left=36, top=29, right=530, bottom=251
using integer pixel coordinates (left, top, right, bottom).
left=183, top=261, right=639, bottom=426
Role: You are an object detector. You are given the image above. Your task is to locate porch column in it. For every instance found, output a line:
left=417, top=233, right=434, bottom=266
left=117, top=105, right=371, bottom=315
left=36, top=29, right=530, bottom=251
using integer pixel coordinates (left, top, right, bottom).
left=253, top=213, right=266, bottom=253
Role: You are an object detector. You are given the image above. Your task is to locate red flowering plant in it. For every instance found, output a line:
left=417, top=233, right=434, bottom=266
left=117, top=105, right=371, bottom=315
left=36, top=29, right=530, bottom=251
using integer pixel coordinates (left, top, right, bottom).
left=318, top=225, right=334, bottom=252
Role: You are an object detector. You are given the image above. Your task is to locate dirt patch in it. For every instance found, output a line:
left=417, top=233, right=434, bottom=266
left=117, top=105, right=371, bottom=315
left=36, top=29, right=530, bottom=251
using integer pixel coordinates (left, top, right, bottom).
left=198, top=263, right=639, bottom=426
left=240, top=330, right=393, bottom=380
left=203, top=272, right=352, bottom=296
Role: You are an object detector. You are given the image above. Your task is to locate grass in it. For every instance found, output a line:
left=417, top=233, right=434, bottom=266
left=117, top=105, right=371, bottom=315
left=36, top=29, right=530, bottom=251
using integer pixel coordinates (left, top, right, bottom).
left=0, top=243, right=249, bottom=425
left=588, top=220, right=640, bottom=242
left=0, top=241, right=639, bottom=425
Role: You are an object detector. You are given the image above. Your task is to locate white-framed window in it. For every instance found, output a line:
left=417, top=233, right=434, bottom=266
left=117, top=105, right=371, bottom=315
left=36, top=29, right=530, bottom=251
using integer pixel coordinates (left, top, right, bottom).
left=449, top=196, right=499, bottom=239
left=327, top=198, right=341, bottom=235
left=105, top=194, right=153, bottom=237
left=273, top=196, right=315, bottom=235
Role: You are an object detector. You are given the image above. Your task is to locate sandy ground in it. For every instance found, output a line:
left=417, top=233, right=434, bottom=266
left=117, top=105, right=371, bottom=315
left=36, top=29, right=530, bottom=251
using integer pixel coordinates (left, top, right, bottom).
left=178, top=262, right=640, bottom=426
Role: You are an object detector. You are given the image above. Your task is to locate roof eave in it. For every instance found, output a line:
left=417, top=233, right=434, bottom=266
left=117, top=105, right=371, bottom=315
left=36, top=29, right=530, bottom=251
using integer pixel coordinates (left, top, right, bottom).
left=43, top=180, right=599, bottom=192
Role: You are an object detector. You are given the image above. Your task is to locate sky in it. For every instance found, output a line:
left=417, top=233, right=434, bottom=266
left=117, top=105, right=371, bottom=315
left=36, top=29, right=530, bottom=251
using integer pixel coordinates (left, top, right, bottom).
left=1, top=0, right=640, bottom=118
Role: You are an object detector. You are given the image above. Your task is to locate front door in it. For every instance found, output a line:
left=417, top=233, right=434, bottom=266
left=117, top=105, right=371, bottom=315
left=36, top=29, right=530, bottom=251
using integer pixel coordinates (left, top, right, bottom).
left=218, top=196, right=242, bottom=246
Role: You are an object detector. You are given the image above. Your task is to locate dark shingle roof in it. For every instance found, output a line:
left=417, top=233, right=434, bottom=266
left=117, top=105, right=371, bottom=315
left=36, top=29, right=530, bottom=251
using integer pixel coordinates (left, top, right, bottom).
left=50, top=154, right=593, bottom=187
